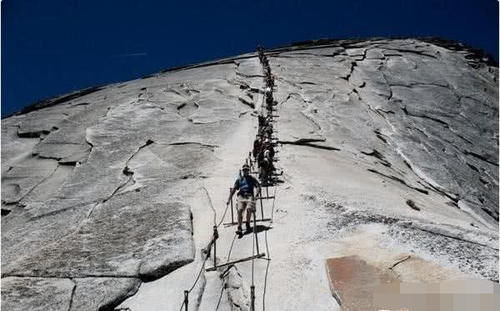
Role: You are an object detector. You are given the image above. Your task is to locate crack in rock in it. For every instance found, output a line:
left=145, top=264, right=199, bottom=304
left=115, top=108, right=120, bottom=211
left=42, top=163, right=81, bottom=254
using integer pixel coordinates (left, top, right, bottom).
left=235, top=71, right=265, bottom=79
left=406, top=199, right=421, bottom=211
left=105, top=139, right=154, bottom=201
left=279, top=139, right=340, bottom=151
left=361, top=149, right=391, bottom=167
left=3, top=273, right=140, bottom=279
left=341, top=61, right=357, bottom=81
left=167, top=141, right=219, bottom=149
left=388, top=255, right=412, bottom=270
left=367, top=168, right=429, bottom=194
left=177, top=102, right=200, bottom=117
left=300, top=111, right=322, bottom=132
left=5, top=160, right=61, bottom=206
left=238, top=96, right=255, bottom=109
left=84, top=139, right=155, bottom=220
left=67, top=279, right=76, bottom=311
left=464, top=151, right=498, bottom=167
left=388, top=48, right=438, bottom=59
left=17, top=86, right=102, bottom=115
left=373, top=129, right=388, bottom=144
left=397, top=223, right=499, bottom=251
left=401, top=107, right=450, bottom=127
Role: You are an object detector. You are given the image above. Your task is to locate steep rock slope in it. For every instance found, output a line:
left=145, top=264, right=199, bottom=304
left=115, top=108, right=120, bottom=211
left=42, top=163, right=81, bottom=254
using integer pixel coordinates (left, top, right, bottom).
left=2, top=57, right=264, bottom=310
left=1, top=38, right=498, bottom=310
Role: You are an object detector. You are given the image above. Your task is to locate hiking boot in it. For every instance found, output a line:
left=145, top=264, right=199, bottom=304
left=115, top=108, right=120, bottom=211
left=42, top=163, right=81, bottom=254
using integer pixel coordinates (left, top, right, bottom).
left=236, top=226, right=243, bottom=235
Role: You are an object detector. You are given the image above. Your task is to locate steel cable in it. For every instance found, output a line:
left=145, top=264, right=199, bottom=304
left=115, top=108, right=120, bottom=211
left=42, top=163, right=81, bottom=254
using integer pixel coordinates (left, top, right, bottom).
left=185, top=51, right=279, bottom=311
left=203, top=185, right=231, bottom=229
left=178, top=186, right=230, bottom=311
left=214, top=233, right=238, bottom=311
left=252, top=224, right=256, bottom=286
left=262, top=235, right=271, bottom=311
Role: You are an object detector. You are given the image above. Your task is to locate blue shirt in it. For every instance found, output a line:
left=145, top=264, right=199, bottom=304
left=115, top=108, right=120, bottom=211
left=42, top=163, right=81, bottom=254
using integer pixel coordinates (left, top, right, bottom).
left=234, top=175, right=259, bottom=196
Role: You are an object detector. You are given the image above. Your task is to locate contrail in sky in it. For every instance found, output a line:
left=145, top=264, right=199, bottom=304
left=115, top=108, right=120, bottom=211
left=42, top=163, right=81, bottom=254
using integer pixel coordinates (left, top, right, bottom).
left=113, top=52, right=148, bottom=57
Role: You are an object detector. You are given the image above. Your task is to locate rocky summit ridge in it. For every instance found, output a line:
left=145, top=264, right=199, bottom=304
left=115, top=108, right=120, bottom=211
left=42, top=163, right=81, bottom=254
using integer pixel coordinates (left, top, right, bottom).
left=1, top=37, right=498, bottom=311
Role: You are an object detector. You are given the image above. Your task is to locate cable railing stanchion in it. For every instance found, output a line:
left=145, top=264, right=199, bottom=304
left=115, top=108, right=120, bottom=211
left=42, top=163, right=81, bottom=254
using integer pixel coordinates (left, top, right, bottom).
left=253, top=209, right=260, bottom=255
left=184, top=290, right=189, bottom=311
left=213, top=225, right=218, bottom=268
left=260, top=195, right=265, bottom=220
left=180, top=46, right=282, bottom=310
left=250, top=285, right=256, bottom=311
left=251, top=218, right=256, bottom=311
left=230, top=188, right=235, bottom=224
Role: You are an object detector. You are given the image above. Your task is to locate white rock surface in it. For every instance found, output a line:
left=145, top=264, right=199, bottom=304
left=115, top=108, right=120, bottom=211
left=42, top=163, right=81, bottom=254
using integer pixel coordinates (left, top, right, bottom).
left=2, top=38, right=498, bottom=310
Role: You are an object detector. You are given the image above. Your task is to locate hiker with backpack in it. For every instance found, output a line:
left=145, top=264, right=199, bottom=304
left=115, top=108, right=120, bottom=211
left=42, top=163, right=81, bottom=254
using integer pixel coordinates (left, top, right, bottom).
left=226, top=164, right=261, bottom=235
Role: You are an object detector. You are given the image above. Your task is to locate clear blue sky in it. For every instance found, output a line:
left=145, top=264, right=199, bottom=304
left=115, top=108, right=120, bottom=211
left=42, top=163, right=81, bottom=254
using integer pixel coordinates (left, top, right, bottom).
left=2, top=0, right=498, bottom=117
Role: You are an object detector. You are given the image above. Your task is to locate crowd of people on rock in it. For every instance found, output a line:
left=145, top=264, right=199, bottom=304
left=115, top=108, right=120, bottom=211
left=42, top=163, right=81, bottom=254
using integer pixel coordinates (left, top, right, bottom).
left=254, top=47, right=278, bottom=186
left=227, top=47, right=280, bottom=236
left=183, top=47, right=281, bottom=308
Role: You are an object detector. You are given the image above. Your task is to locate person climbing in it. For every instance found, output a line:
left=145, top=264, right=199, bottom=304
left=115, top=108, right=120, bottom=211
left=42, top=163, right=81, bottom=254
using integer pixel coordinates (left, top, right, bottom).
left=262, top=138, right=275, bottom=159
left=266, top=93, right=273, bottom=104
left=263, top=125, right=273, bottom=140
left=259, top=147, right=276, bottom=185
left=259, top=150, right=269, bottom=182
left=265, top=86, right=272, bottom=96
left=266, top=75, right=274, bottom=88
left=258, top=114, right=264, bottom=127
left=253, top=137, right=262, bottom=160
left=227, top=164, right=261, bottom=235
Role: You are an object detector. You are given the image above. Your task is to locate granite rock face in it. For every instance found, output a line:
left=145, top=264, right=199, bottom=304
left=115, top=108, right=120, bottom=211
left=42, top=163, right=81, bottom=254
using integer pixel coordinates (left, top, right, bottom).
left=1, top=38, right=498, bottom=310
left=2, top=58, right=262, bottom=309
left=271, top=39, right=498, bottom=225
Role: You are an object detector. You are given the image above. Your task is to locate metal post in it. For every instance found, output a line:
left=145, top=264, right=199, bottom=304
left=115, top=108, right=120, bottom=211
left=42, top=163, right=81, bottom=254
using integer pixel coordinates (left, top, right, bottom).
left=213, top=226, right=218, bottom=268
left=253, top=210, right=260, bottom=254
left=259, top=187, right=264, bottom=219
left=230, top=187, right=234, bottom=224
left=260, top=195, right=264, bottom=220
left=250, top=285, right=256, bottom=311
left=184, top=290, right=189, bottom=311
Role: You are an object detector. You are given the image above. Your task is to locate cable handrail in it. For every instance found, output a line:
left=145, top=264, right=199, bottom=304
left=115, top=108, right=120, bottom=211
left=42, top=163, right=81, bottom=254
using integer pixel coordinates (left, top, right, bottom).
left=178, top=46, right=281, bottom=311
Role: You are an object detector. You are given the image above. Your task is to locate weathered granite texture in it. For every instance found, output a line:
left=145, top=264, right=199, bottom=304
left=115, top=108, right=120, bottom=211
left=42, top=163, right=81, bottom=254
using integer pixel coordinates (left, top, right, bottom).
left=1, top=38, right=498, bottom=310
left=269, top=38, right=498, bottom=286
left=270, top=39, right=498, bottom=224
left=2, top=58, right=262, bottom=310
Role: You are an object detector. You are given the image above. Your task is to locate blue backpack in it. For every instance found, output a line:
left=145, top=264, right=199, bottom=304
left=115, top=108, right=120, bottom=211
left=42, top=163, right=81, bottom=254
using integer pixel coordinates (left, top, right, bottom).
left=236, top=176, right=256, bottom=196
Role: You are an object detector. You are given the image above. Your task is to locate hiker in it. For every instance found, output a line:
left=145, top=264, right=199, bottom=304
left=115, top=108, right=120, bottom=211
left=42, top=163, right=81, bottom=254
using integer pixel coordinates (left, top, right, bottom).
left=263, top=59, right=269, bottom=69
left=227, top=164, right=261, bottom=235
left=258, top=114, right=267, bottom=128
left=266, top=75, right=274, bottom=88
left=257, top=46, right=264, bottom=62
left=266, top=93, right=273, bottom=105
left=257, top=144, right=265, bottom=168
left=259, top=149, right=275, bottom=185
left=253, top=138, right=262, bottom=160
left=262, top=138, right=275, bottom=159
left=265, top=86, right=272, bottom=96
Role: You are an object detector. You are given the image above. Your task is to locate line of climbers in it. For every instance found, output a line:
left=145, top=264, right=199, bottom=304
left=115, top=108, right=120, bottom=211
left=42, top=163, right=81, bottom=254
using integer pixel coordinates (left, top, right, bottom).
left=228, top=46, right=279, bottom=237
left=180, top=46, right=280, bottom=311
left=254, top=46, right=279, bottom=187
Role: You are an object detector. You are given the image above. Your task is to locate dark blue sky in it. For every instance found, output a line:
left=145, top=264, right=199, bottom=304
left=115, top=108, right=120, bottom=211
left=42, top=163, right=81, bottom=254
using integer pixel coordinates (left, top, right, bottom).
left=2, top=0, right=498, bottom=117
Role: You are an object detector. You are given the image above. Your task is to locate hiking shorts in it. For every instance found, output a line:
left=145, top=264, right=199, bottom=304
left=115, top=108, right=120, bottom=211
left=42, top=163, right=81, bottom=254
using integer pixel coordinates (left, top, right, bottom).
left=237, top=195, right=256, bottom=213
